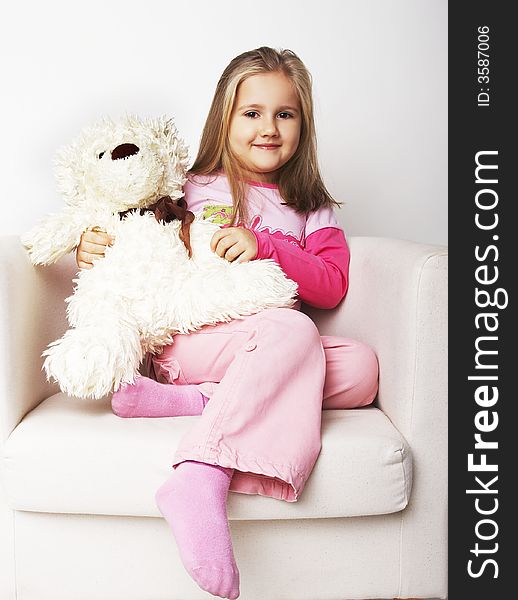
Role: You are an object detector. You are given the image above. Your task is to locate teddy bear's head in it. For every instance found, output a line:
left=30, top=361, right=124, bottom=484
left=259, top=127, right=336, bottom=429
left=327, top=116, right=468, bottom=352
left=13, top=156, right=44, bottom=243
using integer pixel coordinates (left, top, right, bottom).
left=54, top=115, right=189, bottom=213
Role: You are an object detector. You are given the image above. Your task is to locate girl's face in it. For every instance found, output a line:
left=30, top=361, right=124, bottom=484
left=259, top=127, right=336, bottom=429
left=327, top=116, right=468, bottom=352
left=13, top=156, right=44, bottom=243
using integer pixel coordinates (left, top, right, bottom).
left=228, top=72, right=301, bottom=183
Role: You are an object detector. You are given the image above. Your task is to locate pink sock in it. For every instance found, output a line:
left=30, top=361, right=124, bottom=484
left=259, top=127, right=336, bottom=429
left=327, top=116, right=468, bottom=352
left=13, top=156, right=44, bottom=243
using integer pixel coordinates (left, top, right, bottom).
left=111, top=376, right=208, bottom=418
left=155, top=461, right=239, bottom=600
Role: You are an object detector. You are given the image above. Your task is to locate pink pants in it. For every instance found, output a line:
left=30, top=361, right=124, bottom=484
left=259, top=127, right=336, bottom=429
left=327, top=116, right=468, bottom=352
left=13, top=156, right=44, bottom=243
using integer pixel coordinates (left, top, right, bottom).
left=150, top=308, right=378, bottom=502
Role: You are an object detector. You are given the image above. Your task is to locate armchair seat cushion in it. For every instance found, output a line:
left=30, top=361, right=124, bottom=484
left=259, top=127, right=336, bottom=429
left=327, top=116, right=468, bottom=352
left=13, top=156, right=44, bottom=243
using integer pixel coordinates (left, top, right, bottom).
left=2, top=393, right=412, bottom=520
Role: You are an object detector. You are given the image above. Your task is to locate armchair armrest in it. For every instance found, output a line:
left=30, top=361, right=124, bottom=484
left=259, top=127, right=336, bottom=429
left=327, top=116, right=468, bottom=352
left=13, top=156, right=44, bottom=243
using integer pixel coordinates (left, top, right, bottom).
left=304, top=235, right=448, bottom=595
left=0, top=235, right=76, bottom=443
left=304, top=235, right=448, bottom=442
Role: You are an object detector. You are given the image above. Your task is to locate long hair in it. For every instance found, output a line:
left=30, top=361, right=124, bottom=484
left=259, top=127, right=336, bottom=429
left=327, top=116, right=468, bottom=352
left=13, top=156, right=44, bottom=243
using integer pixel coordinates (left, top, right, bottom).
left=189, top=46, right=339, bottom=224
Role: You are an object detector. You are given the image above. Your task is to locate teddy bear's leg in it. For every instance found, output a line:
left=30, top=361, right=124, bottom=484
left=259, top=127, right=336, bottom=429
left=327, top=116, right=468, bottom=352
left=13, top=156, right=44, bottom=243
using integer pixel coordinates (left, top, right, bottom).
left=43, top=322, right=142, bottom=400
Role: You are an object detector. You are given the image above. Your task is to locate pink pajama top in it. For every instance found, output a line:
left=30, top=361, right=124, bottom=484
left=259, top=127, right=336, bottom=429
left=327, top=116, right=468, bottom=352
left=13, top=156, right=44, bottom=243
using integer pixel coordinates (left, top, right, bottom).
left=184, top=173, right=350, bottom=308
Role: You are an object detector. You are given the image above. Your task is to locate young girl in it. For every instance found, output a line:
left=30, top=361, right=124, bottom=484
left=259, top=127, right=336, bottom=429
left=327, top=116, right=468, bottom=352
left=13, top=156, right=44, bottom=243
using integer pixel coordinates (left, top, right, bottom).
left=77, top=47, right=378, bottom=600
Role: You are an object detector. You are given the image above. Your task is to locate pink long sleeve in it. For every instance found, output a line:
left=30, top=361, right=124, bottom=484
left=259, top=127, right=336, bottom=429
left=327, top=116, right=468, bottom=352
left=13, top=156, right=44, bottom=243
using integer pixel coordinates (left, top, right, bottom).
left=252, top=227, right=350, bottom=309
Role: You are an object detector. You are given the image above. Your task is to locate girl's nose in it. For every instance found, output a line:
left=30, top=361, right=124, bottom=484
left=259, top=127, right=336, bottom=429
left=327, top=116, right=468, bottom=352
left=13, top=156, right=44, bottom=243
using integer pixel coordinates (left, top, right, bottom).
left=260, top=118, right=278, bottom=137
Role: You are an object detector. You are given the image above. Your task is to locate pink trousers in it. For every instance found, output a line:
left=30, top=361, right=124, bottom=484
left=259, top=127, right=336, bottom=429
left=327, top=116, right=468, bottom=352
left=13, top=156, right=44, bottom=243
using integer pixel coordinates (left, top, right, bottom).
left=150, top=308, right=378, bottom=502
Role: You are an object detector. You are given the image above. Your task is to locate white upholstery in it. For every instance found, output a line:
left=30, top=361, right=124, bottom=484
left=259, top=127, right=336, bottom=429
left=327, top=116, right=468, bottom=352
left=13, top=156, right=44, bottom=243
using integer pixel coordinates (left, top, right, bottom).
left=14, top=510, right=405, bottom=600
left=2, top=396, right=412, bottom=519
left=0, top=234, right=448, bottom=600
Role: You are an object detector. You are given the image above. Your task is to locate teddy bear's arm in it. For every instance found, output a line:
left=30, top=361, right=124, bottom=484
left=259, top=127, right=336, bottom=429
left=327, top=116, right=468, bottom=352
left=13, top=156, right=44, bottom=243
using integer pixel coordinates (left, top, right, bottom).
left=21, top=208, right=92, bottom=266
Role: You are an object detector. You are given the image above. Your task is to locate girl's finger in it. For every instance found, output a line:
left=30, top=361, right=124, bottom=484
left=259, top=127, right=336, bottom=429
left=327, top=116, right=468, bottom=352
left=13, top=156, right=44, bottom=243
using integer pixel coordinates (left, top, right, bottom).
left=215, top=236, right=237, bottom=258
left=79, top=250, right=105, bottom=264
left=210, top=227, right=240, bottom=251
left=236, top=247, right=254, bottom=263
left=83, top=229, right=114, bottom=246
left=77, top=260, right=93, bottom=270
left=81, top=240, right=108, bottom=255
left=223, top=246, right=239, bottom=262
left=224, top=243, right=243, bottom=262
left=210, top=229, right=227, bottom=252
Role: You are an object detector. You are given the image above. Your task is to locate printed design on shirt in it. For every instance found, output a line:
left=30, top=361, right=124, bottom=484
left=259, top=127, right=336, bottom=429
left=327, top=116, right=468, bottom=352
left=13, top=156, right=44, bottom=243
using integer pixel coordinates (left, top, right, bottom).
left=249, top=215, right=304, bottom=249
left=201, top=204, right=234, bottom=225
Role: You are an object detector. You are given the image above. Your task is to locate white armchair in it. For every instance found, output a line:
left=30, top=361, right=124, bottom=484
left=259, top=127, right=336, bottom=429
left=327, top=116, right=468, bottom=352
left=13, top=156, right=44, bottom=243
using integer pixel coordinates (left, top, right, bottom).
left=0, top=234, right=447, bottom=600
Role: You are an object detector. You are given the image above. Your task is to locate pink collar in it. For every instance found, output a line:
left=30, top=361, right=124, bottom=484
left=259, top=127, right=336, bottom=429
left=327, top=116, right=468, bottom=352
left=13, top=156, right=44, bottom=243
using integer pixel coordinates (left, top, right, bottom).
left=246, top=180, right=279, bottom=189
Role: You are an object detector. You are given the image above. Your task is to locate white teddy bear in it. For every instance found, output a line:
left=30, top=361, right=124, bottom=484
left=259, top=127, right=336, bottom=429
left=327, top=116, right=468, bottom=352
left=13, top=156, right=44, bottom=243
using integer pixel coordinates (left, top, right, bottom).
left=22, top=115, right=297, bottom=400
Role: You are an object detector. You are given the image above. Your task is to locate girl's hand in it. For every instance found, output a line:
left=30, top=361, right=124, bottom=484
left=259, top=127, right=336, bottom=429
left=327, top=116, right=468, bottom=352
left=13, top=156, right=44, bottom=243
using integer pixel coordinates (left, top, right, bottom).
left=76, top=227, right=114, bottom=269
left=210, top=227, right=258, bottom=263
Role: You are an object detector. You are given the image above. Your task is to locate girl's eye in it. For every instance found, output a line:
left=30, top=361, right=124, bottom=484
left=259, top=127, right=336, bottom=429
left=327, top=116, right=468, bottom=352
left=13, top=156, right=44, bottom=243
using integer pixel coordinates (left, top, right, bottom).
left=243, top=110, right=294, bottom=119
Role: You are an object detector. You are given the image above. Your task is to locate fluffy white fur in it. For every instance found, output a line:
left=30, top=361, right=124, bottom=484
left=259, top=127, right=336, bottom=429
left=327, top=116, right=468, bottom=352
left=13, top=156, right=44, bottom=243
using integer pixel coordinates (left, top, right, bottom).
left=22, top=115, right=298, bottom=399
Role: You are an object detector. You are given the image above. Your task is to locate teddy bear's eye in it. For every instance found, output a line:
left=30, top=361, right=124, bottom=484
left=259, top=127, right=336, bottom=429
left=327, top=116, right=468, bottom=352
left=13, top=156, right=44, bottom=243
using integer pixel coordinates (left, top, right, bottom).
left=98, top=151, right=105, bottom=159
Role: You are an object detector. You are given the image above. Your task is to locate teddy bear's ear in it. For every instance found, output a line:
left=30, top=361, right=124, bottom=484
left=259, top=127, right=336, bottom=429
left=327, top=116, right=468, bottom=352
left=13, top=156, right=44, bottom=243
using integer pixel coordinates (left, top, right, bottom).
left=53, top=118, right=115, bottom=207
left=152, top=116, right=190, bottom=201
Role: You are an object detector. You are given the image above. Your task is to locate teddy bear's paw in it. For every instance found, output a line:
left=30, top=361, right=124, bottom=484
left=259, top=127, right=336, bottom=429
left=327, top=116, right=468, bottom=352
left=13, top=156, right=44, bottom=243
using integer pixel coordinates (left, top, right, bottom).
left=43, top=325, right=142, bottom=400
left=21, top=211, right=85, bottom=266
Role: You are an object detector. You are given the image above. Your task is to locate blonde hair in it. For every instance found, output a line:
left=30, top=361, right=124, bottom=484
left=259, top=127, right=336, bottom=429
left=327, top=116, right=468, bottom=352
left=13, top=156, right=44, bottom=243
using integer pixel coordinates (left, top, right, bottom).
left=189, top=46, right=339, bottom=224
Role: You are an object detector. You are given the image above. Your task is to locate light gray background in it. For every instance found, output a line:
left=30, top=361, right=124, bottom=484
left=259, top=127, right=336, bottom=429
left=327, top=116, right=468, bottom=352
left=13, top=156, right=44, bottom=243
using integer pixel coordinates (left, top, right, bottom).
left=1, top=0, right=447, bottom=246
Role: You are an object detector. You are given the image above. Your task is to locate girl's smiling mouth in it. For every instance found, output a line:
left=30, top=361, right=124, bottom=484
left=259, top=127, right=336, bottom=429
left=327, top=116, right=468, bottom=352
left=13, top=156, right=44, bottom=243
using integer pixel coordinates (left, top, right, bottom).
left=253, top=143, right=281, bottom=150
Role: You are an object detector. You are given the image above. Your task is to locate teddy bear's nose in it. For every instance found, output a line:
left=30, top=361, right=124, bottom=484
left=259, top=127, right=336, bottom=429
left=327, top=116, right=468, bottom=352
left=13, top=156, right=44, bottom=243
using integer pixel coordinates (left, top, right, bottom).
left=111, top=143, right=140, bottom=160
